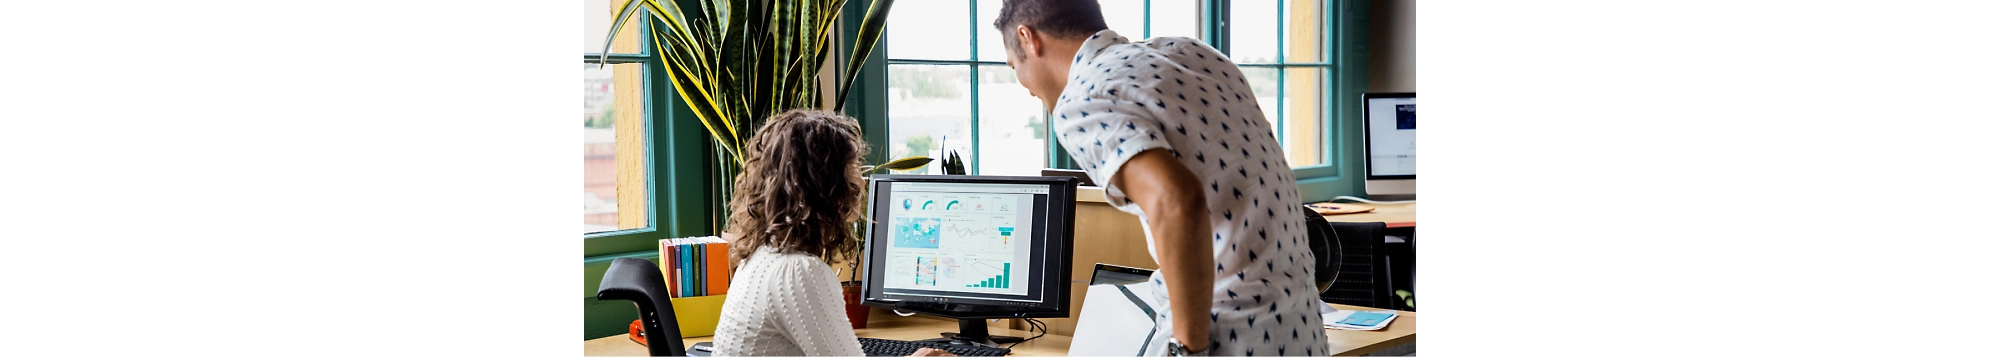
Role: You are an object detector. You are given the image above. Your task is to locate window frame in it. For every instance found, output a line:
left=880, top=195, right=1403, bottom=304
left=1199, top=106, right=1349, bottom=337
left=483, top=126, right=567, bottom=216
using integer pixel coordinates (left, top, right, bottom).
left=582, top=15, right=716, bottom=257
left=853, top=0, right=1367, bottom=202
left=584, top=8, right=720, bottom=340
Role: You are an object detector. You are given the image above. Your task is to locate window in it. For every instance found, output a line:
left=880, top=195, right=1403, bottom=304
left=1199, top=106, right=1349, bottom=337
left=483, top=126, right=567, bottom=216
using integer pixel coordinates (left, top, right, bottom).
left=882, top=1, right=1207, bottom=175
left=584, top=0, right=650, bottom=234
left=866, top=0, right=1358, bottom=200
left=1231, top=0, right=1332, bottom=167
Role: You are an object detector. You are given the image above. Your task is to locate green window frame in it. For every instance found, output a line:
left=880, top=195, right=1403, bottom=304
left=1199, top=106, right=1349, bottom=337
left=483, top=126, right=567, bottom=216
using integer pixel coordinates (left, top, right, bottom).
left=581, top=17, right=714, bottom=257
left=847, top=0, right=1369, bottom=202
left=582, top=11, right=718, bottom=340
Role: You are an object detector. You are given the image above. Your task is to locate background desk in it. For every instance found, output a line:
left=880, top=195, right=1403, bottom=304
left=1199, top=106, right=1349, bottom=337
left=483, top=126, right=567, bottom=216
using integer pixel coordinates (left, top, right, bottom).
left=583, top=303, right=1415, bottom=356
left=1061, top=188, right=1419, bottom=332
left=1316, top=202, right=1416, bottom=228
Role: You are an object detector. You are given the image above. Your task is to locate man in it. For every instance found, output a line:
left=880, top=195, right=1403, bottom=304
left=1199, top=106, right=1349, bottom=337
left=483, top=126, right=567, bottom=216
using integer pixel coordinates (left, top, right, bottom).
left=991, top=1, right=1326, bottom=356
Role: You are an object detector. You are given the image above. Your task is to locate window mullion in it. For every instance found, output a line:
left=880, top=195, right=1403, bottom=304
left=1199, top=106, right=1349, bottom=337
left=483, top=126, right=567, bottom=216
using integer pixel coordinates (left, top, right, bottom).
left=968, top=2, right=980, bottom=175
left=1274, top=1, right=1287, bottom=148
left=1143, top=0, right=1153, bottom=39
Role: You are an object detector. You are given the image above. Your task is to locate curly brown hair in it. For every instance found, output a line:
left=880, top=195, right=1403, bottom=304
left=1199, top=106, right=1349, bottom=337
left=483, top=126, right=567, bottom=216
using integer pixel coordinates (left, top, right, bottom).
left=726, top=109, right=870, bottom=267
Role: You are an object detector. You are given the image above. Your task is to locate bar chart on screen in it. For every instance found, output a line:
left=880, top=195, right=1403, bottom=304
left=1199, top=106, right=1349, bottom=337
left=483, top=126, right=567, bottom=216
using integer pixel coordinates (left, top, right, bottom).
left=963, top=261, right=1012, bottom=289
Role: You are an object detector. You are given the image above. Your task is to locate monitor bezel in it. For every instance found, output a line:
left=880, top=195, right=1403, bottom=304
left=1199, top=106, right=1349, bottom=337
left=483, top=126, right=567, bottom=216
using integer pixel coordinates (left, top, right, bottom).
left=1362, top=92, right=1417, bottom=180
left=858, top=174, right=1077, bottom=319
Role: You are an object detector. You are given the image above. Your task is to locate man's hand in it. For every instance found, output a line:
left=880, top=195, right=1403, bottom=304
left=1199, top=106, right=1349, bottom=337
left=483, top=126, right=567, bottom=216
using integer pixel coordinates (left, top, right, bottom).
left=910, top=347, right=957, bottom=357
left=1108, top=149, right=1215, bottom=352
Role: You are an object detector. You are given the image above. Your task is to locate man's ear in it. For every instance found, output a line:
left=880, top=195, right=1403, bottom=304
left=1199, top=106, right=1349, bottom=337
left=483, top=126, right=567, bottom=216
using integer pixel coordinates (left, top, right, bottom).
left=1015, top=25, right=1042, bottom=58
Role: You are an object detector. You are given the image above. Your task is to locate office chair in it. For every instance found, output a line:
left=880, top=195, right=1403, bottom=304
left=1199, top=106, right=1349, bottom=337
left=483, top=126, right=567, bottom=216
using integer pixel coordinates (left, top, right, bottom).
left=1302, top=208, right=1396, bottom=309
left=596, top=257, right=688, bottom=356
left=1304, top=206, right=1343, bottom=293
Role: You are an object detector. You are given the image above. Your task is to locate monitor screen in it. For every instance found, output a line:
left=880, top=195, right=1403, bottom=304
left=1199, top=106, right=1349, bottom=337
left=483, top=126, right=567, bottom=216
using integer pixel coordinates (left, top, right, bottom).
left=860, top=175, right=1074, bottom=318
left=1365, top=94, right=1416, bottom=178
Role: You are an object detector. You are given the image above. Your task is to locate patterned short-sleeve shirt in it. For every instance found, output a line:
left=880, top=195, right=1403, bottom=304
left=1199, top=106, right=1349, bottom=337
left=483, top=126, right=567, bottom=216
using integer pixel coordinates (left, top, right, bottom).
left=1049, top=30, right=1326, bottom=356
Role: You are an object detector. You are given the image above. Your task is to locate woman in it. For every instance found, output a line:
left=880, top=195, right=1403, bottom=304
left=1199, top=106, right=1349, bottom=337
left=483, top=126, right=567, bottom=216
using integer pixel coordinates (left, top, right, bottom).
left=709, top=110, right=951, bottom=357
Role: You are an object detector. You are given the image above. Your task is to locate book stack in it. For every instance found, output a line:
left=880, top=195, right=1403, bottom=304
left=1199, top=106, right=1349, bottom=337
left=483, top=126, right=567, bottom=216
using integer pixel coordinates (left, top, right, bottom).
left=659, top=236, right=731, bottom=298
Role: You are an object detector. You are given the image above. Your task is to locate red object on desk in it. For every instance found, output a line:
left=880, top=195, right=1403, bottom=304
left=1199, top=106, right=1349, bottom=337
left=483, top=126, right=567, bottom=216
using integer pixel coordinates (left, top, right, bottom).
left=628, top=319, right=647, bottom=345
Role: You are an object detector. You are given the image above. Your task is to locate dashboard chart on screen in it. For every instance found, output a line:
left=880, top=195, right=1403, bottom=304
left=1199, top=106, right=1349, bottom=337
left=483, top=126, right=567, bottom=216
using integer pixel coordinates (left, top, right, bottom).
left=881, top=184, right=1036, bottom=297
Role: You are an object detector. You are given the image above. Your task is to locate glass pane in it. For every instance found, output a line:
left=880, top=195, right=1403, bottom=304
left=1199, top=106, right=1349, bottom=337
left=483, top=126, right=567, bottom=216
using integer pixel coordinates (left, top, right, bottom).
left=1099, top=0, right=1146, bottom=40
left=585, top=63, right=647, bottom=233
left=976, top=65, right=1048, bottom=175
left=1242, top=66, right=1281, bottom=151
left=1282, top=67, right=1327, bottom=166
left=1150, top=0, right=1204, bottom=42
left=584, top=0, right=641, bottom=54
left=1283, top=0, right=1327, bottom=63
left=976, top=0, right=1006, bottom=62
left=1228, top=0, right=1279, bottom=64
left=889, top=0, right=971, bottom=61
left=888, top=64, right=974, bottom=174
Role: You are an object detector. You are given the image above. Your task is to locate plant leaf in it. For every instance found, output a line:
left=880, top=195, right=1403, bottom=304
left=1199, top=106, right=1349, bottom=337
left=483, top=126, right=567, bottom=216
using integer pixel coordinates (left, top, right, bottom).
left=866, top=156, right=933, bottom=173
left=834, top=0, right=896, bottom=111
left=597, top=0, right=651, bottom=66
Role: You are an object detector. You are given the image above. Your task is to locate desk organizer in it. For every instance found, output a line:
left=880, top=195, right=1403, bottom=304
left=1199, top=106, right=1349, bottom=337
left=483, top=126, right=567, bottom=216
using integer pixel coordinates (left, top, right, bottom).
left=668, top=294, right=728, bottom=337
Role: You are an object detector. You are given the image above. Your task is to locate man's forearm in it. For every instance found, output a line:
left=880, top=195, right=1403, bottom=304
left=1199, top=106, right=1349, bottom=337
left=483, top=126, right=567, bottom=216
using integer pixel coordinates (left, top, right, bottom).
left=1149, top=203, right=1215, bottom=350
left=1111, top=149, right=1217, bottom=351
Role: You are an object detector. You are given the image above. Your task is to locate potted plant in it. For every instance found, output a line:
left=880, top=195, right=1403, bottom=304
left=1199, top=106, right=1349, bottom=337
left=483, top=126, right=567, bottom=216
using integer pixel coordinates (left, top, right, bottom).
left=601, top=0, right=917, bottom=329
left=836, top=156, right=932, bottom=328
left=600, top=0, right=905, bottom=226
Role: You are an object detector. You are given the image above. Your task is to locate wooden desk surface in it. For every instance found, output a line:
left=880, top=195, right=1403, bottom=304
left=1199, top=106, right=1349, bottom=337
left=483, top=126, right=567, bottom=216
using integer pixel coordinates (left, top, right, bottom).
left=1316, top=202, right=1416, bottom=228
left=584, top=304, right=1413, bottom=356
left=1079, top=187, right=1415, bottom=228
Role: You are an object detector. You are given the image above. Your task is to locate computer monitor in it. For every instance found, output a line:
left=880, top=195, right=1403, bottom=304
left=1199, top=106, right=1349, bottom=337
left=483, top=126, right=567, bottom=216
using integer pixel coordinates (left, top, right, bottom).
left=1363, top=92, right=1417, bottom=199
left=860, top=175, right=1076, bottom=347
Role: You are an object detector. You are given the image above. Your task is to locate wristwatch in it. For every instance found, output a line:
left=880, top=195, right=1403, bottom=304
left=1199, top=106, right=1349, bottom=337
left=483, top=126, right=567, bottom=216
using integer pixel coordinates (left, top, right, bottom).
left=1166, top=337, right=1208, bottom=356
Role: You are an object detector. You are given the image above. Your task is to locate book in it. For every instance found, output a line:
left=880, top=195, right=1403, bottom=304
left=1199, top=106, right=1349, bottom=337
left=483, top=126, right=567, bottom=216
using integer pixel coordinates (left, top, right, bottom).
left=668, top=239, right=684, bottom=298
left=680, top=239, right=695, bottom=298
left=657, top=236, right=732, bottom=297
left=668, top=238, right=680, bottom=298
left=702, top=236, right=731, bottom=295
left=692, top=240, right=706, bottom=296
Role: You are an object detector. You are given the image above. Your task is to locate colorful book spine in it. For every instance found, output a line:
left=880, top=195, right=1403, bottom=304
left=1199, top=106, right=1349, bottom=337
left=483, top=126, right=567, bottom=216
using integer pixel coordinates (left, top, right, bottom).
left=693, top=242, right=706, bottom=296
left=703, top=237, right=730, bottom=295
left=658, top=236, right=733, bottom=297
left=661, top=239, right=679, bottom=298
left=680, top=241, right=695, bottom=298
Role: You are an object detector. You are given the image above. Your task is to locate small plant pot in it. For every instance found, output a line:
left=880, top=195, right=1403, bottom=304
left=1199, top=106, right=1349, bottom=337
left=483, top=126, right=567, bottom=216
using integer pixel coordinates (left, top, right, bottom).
left=841, top=283, right=871, bottom=329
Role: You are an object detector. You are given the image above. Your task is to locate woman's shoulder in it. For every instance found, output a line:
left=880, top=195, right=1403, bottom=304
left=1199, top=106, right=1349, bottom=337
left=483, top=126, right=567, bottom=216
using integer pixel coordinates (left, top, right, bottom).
left=741, top=247, right=832, bottom=274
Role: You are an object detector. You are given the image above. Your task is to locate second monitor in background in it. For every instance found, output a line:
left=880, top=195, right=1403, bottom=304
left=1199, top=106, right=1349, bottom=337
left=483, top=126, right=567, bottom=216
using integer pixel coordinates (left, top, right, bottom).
left=860, top=175, right=1077, bottom=348
left=1363, top=92, right=1417, bottom=200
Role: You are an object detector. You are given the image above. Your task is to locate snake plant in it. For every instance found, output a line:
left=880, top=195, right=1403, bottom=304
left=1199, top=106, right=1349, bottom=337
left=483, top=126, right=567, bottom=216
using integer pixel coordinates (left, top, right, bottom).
left=600, top=0, right=912, bottom=229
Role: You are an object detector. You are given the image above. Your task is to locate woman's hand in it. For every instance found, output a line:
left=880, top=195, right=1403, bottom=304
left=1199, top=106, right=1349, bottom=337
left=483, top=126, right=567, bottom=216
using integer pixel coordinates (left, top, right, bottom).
left=909, top=347, right=957, bottom=357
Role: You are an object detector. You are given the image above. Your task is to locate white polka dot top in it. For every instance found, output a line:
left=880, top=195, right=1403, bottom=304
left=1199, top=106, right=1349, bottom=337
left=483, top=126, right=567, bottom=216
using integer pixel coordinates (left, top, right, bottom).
left=1049, top=29, right=1328, bottom=356
left=710, top=247, right=865, bottom=356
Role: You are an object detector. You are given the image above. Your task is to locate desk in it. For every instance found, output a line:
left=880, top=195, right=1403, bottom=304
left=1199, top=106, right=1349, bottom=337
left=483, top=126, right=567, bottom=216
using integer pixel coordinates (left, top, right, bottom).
left=1056, top=188, right=1417, bottom=334
left=583, top=303, right=1414, bottom=356
left=1077, top=188, right=1416, bottom=228
left=1315, top=202, right=1416, bottom=228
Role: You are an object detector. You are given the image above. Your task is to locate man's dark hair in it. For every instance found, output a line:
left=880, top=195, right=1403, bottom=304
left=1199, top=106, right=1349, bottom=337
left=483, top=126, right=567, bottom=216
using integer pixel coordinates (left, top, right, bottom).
left=992, top=0, right=1111, bottom=56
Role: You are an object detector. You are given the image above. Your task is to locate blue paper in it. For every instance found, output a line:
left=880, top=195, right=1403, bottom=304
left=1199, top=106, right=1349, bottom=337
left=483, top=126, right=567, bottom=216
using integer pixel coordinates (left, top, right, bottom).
left=1338, top=311, right=1394, bottom=326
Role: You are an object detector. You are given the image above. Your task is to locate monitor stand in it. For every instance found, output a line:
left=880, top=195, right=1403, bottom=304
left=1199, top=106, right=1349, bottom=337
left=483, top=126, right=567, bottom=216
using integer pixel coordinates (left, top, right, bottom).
left=914, top=318, right=1024, bottom=348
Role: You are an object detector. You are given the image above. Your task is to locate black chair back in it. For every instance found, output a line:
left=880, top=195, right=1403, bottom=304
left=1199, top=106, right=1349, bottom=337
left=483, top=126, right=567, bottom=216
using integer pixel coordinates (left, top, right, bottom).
left=1303, top=207, right=1342, bottom=293
left=1303, top=209, right=1396, bottom=309
left=595, top=257, right=687, bottom=356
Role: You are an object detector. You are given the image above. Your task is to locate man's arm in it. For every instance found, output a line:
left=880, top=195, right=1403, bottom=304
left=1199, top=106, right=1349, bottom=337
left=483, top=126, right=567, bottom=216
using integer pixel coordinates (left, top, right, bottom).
left=1109, top=149, right=1214, bottom=352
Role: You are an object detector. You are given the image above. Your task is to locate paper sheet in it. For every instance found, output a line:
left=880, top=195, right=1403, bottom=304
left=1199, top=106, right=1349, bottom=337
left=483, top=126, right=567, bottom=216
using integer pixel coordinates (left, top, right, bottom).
left=1321, top=309, right=1399, bottom=331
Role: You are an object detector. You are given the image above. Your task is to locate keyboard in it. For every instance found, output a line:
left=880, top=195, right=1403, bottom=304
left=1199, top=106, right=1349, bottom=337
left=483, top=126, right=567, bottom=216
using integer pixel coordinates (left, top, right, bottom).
left=857, top=337, right=1011, bottom=356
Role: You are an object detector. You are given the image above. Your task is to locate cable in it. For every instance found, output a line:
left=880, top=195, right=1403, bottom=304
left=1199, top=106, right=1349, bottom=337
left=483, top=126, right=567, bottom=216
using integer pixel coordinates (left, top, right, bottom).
left=1006, top=318, right=1049, bottom=349
left=1328, top=196, right=1416, bottom=205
